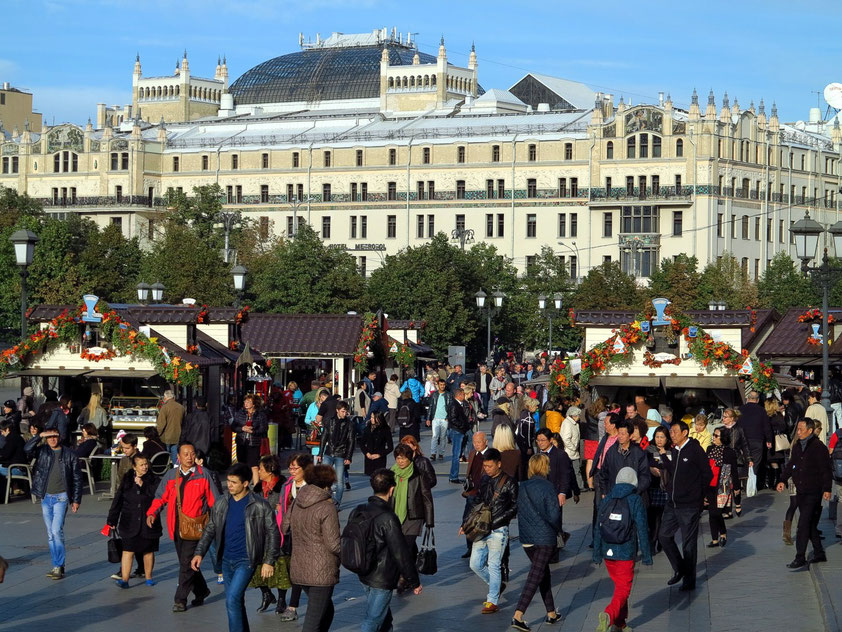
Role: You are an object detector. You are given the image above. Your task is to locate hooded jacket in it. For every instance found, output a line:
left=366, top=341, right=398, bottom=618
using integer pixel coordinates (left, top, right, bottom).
left=280, top=484, right=340, bottom=586
left=593, top=482, right=652, bottom=564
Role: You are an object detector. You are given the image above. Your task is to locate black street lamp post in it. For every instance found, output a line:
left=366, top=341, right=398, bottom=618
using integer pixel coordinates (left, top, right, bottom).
left=475, top=288, right=505, bottom=364
left=10, top=229, right=39, bottom=338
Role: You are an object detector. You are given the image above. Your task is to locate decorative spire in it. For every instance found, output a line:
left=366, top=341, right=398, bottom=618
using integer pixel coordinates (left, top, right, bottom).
left=771, top=102, right=778, bottom=117
left=759, top=98, right=765, bottom=115
left=722, top=91, right=729, bottom=109
left=183, top=49, right=187, bottom=60
left=835, top=117, right=840, bottom=129
left=223, top=54, right=226, bottom=65
left=471, top=41, right=475, bottom=52
left=708, top=89, right=715, bottom=105
left=691, top=88, right=698, bottom=105
left=136, top=52, right=140, bottom=62
left=217, top=55, right=221, bottom=65
left=440, top=35, right=445, bottom=46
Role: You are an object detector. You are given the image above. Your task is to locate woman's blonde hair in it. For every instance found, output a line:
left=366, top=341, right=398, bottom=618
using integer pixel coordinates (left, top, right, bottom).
left=493, top=424, right=517, bottom=452
left=524, top=397, right=539, bottom=412
left=287, top=381, right=298, bottom=392
left=528, top=453, right=550, bottom=479
left=86, top=392, right=103, bottom=418
left=764, top=399, right=780, bottom=416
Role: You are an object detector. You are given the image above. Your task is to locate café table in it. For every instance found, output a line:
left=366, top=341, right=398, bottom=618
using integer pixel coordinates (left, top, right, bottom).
left=91, top=453, right=124, bottom=500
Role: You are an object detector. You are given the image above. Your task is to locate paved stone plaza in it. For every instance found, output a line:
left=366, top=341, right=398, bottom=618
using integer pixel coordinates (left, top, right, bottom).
left=0, top=433, right=839, bottom=632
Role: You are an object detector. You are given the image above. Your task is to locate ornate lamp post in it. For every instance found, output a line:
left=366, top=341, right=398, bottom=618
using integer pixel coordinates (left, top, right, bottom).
left=136, top=282, right=150, bottom=303
left=538, top=292, right=564, bottom=355
left=232, top=265, right=247, bottom=308
left=150, top=282, right=165, bottom=303
left=451, top=227, right=475, bottom=251
left=475, top=288, right=505, bottom=364
left=9, top=229, right=38, bottom=337
left=790, top=211, right=842, bottom=414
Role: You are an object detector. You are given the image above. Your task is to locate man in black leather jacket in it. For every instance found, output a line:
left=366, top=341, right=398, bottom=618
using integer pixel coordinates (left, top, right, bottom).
left=24, top=428, right=83, bottom=579
left=460, top=448, right=518, bottom=614
left=353, top=469, right=422, bottom=631
left=317, top=401, right=355, bottom=506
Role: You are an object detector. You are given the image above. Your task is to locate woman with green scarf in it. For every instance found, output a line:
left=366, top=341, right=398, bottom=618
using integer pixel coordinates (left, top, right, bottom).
left=390, top=443, right=434, bottom=581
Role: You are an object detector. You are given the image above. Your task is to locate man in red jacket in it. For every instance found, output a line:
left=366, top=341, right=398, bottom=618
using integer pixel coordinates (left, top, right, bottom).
left=147, top=441, right=219, bottom=612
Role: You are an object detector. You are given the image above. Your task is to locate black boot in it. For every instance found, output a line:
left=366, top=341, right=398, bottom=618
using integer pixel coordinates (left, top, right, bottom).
left=257, top=587, right=276, bottom=612
left=275, top=590, right=287, bottom=614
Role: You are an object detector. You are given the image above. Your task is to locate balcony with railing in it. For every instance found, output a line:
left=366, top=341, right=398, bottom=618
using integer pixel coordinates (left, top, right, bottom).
left=590, top=186, right=693, bottom=204
left=39, top=195, right=166, bottom=209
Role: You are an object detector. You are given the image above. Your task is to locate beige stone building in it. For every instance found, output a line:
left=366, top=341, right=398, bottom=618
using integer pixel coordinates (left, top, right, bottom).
left=1, top=29, right=841, bottom=284
left=0, top=82, right=42, bottom=134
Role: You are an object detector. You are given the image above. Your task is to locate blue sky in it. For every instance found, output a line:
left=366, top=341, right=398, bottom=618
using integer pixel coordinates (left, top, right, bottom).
left=3, top=0, right=841, bottom=125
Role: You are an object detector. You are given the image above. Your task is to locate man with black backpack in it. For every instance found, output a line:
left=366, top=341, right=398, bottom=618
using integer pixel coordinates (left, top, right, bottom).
left=593, top=467, right=652, bottom=632
left=396, top=391, right=421, bottom=441
left=342, top=468, right=422, bottom=632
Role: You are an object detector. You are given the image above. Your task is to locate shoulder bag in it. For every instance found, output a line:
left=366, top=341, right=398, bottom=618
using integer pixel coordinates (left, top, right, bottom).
left=461, top=474, right=508, bottom=543
left=176, top=472, right=209, bottom=541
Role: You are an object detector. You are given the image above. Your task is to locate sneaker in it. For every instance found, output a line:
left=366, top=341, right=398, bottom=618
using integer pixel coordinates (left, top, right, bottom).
left=511, top=618, right=531, bottom=631
left=110, top=572, right=122, bottom=580
left=545, top=612, right=562, bottom=625
left=278, top=607, right=298, bottom=621
left=217, top=574, right=224, bottom=585
left=345, top=481, right=351, bottom=491
left=482, top=602, right=500, bottom=614
left=172, top=603, right=187, bottom=613
left=116, top=579, right=129, bottom=589
left=596, top=611, right=611, bottom=632
left=132, top=568, right=145, bottom=578
left=145, top=579, right=157, bottom=586
left=47, top=567, right=64, bottom=580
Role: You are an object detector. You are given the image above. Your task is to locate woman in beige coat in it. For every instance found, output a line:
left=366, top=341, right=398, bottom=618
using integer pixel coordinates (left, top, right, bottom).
left=280, top=465, right=340, bottom=632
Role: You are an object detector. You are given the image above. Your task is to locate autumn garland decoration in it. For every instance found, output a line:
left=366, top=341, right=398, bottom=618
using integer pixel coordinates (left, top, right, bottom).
left=549, top=357, right=575, bottom=399
left=798, top=308, right=836, bottom=324
left=235, top=305, right=250, bottom=324
left=196, top=305, right=210, bottom=324
left=390, top=342, right=416, bottom=368
left=354, top=312, right=377, bottom=372
left=0, top=305, right=200, bottom=387
left=643, top=350, right=681, bottom=368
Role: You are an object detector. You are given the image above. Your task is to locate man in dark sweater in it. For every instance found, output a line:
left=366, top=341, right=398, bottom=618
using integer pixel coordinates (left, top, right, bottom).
left=777, top=418, right=833, bottom=569
left=598, top=420, right=650, bottom=498
left=738, top=391, right=772, bottom=479
left=658, top=420, right=712, bottom=591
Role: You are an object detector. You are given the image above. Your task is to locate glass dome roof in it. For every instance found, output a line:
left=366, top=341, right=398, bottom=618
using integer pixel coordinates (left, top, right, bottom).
left=231, top=44, right=441, bottom=105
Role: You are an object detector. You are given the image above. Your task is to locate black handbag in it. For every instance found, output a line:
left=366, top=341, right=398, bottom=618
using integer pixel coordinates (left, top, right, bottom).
left=107, top=531, right=123, bottom=564
left=416, top=526, right=437, bottom=575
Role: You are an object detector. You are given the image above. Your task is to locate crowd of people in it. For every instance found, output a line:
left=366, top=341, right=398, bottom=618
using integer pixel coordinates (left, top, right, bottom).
left=1, top=357, right=840, bottom=632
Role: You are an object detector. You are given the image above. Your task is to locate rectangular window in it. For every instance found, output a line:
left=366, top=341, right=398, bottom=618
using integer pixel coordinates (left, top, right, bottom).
left=111, top=216, right=122, bottom=228
left=173, top=156, right=179, bottom=172
left=570, top=178, right=578, bottom=197
left=287, top=216, right=294, bottom=237
left=570, top=213, right=578, bottom=237
left=457, top=146, right=466, bottom=163
left=651, top=175, right=659, bottom=194
left=350, top=216, right=357, bottom=239
left=779, top=219, right=785, bottom=243
left=497, top=179, right=505, bottom=199
left=351, top=183, right=358, bottom=201
left=52, top=187, right=59, bottom=204
left=417, top=215, right=425, bottom=238
left=456, top=180, right=466, bottom=199
left=604, top=255, right=612, bottom=264
left=486, top=179, right=494, bottom=199
left=638, top=176, right=646, bottom=196
left=324, top=151, right=331, bottom=167
left=389, top=148, right=397, bottom=166
left=526, top=214, right=537, bottom=238
left=742, top=216, right=749, bottom=240
left=121, top=153, right=129, bottom=170
left=322, top=216, right=331, bottom=238
left=652, top=136, right=661, bottom=158
left=322, top=183, right=331, bottom=202
left=232, top=154, right=239, bottom=170
left=417, top=181, right=425, bottom=200
left=675, top=174, right=682, bottom=191
left=360, top=215, right=367, bottom=239
left=620, top=205, right=659, bottom=233
left=202, top=155, right=209, bottom=170
left=767, top=218, right=773, bottom=242
left=387, top=215, right=397, bottom=238
left=115, top=186, right=123, bottom=202
left=110, top=152, right=118, bottom=170
left=605, top=176, right=612, bottom=195
left=527, top=178, right=537, bottom=198
left=528, top=144, right=537, bottom=161
left=456, top=214, right=465, bottom=232
left=260, top=184, right=269, bottom=203
left=492, top=145, right=500, bottom=162
left=1, top=157, right=7, bottom=173
left=259, top=216, right=269, bottom=239
left=564, top=143, right=573, bottom=160
left=427, top=180, right=435, bottom=200
left=526, top=255, right=536, bottom=270
left=427, top=214, right=435, bottom=238
left=387, top=181, right=397, bottom=201
left=423, top=147, right=431, bottom=164
left=731, top=215, right=737, bottom=239
left=741, top=257, right=748, bottom=274
left=627, top=137, right=635, bottom=159
left=292, top=152, right=300, bottom=168
left=639, top=134, right=649, bottom=158
left=287, top=184, right=294, bottom=200
left=497, top=213, right=505, bottom=237
left=70, top=154, right=77, bottom=173
left=70, top=187, right=76, bottom=203
left=558, top=213, right=566, bottom=238
left=673, top=210, right=683, bottom=236
left=755, top=217, right=761, bottom=241
left=356, top=149, right=363, bottom=167
left=235, top=185, right=242, bottom=203
left=717, top=213, right=724, bottom=238
left=626, top=176, right=634, bottom=195
left=359, top=256, right=367, bottom=278
left=754, top=258, right=760, bottom=279
left=558, top=178, right=567, bottom=198
left=603, top=212, right=613, bottom=238
left=62, top=151, right=69, bottom=173
left=486, top=214, right=493, bottom=238
left=570, top=255, right=578, bottom=279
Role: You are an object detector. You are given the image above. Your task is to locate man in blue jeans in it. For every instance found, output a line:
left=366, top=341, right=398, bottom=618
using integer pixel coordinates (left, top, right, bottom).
left=317, top=401, right=355, bottom=506
left=192, top=462, right=279, bottom=632
left=351, top=468, right=422, bottom=632
left=447, top=388, right=472, bottom=484
left=460, top=448, right=518, bottom=614
left=24, top=427, right=83, bottom=580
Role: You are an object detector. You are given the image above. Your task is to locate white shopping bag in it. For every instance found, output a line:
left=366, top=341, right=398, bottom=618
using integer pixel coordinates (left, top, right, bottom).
left=746, top=468, right=757, bottom=498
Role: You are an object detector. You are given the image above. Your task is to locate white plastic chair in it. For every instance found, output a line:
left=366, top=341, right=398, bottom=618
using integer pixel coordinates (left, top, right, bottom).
left=4, top=461, right=35, bottom=504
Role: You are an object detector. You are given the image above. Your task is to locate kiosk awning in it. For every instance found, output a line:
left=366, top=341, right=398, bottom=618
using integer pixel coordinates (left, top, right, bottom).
left=7, top=369, right=92, bottom=377
left=85, top=369, right=158, bottom=379
left=589, top=376, right=660, bottom=387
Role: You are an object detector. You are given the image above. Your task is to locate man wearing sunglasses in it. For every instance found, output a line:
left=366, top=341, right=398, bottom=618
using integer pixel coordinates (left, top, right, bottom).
left=24, top=427, right=83, bottom=580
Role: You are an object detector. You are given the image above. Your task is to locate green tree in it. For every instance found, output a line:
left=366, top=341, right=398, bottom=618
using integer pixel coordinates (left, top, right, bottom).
left=572, top=261, right=643, bottom=311
left=164, top=184, right=227, bottom=244
left=248, top=223, right=365, bottom=314
left=697, top=253, right=759, bottom=308
left=78, top=223, right=144, bottom=303
left=757, top=252, right=819, bottom=311
left=28, top=215, right=96, bottom=305
left=646, top=254, right=703, bottom=311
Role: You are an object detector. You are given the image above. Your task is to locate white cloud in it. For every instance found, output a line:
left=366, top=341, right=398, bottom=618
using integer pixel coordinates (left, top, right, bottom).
left=27, top=84, right=128, bottom=126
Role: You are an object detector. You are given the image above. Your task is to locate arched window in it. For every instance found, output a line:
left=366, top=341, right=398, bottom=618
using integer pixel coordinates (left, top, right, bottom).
left=431, top=75, right=436, bottom=86
left=175, top=85, right=180, bottom=96
left=606, top=141, right=614, bottom=159
left=388, top=77, right=394, bottom=88
left=402, top=76, right=408, bottom=88
left=424, top=75, right=429, bottom=86
left=639, top=133, right=649, bottom=158
left=652, top=135, right=661, bottom=158
left=410, top=76, right=415, bottom=87
left=627, top=136, right=636, bottom=159
left=676, top=139, right=684, bottom=157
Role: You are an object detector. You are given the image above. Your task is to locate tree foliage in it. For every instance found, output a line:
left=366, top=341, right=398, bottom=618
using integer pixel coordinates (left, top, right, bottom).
left=573, top=261, right=643, bottom=311
left=697, top=253, right=758, bottom=309
left=646, top=254, right=703, bottom=311
left=757, top=252, right=820, bottom=310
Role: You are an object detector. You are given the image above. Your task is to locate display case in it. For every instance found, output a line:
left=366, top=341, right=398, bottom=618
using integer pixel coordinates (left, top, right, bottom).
left=109, top=396, right=161, bottom=432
